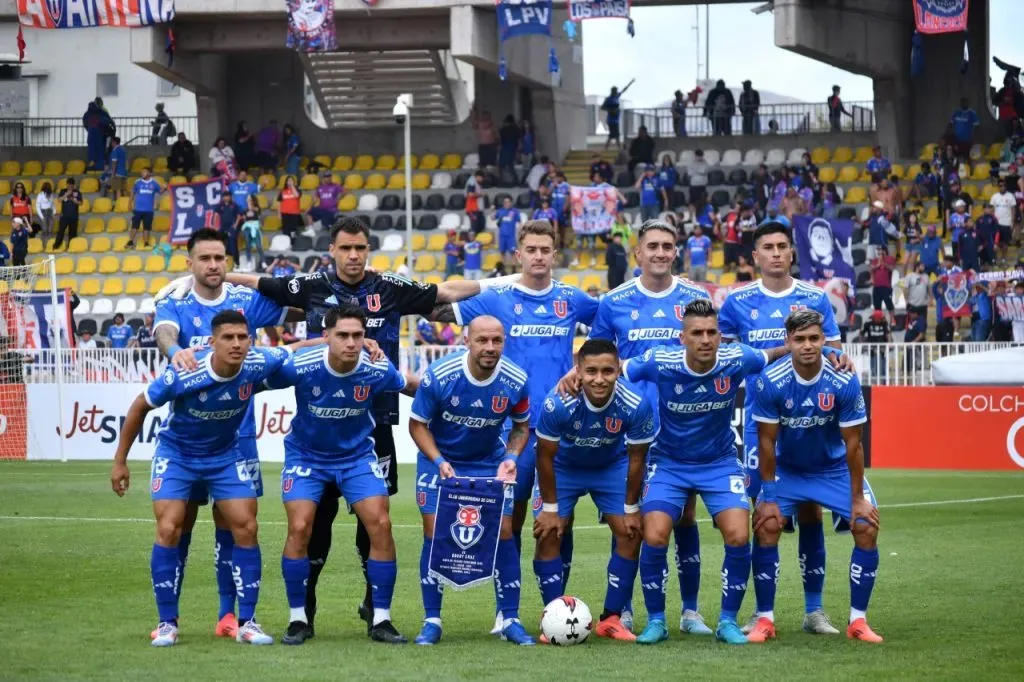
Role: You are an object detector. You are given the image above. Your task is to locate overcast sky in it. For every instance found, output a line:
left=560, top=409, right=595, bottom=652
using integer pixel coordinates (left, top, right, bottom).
left=582, top=0, right=1024, bottom=107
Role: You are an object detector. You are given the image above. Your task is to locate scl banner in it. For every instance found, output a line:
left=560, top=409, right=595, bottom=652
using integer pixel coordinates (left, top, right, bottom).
left=428, top=477, right=507, bottom=589
left=794, top=216, right=856, bottom=283
left=569, top=0, right=631, bottom=21
left=913, top=0, right=969, bottom=35
left=17, top=0, right=175, bottom=28
left=286, top=0, right=336, bottom=53
left=169, top=179, right=224, bottom=246
left=497, top=0, right=553, bottom=38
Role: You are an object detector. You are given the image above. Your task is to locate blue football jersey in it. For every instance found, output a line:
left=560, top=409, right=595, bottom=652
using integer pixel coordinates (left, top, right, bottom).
left=453, top=281, right=598, bottom=428
left=154, top=283, right=287, bottom=439
left=535, top=380, right=656, bottom=469
left=264, top=347, right=406, bottom=465
left=751, top=358, right=867, bottom=475
left=588, top=277, right=711, bottom=360
left=718, top=280, right=841, bottom=418
left=410, top=350, right=530, bottom=463
left=146, top=347, right=290, bottom=462
left=623, top=343, right=768, bottom=464
left=107, top=324, right=133, bottom=349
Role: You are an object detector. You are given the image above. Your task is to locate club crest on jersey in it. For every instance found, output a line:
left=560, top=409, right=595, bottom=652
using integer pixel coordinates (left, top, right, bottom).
left=450, top=395, right=460, bottom=407
left=630, top=309, right=639, bottom=320
left=553, top=300, right=568, bottom=318
left=353, top=385, right=371, bottom=402
left=714, top=377, right=731, bottom=394
left=193, top=316, right=202, bottom=327
left=311, top=386, right=321, bottom=398
left=573, top=420, right=582, bottom=430
left=514, top=303, right=523, bottom=315
left=492, top=396, right=509, bottom=413
left=532, top=491, right=543, bottom=511
left=282, top=477, right=294, bottom=493
left=450, top=505, right=485, bottom=550
left=674, top=305, right=685, bottom=321
left=417, top=491, right=427, bottom=507
left=366, top=294, right=381, bottom=312
left=238, top=383, right=252, bottom=401
left=151, top=477, right=162, bottom=493
left=785, top=398, right=794, bottom=409
left=818, top=392, right=835, bottom=411
left=674, top=384, right=683, bottom=395
left=751, top=309, right=759, bottom=320
left=198, top=391, right=208, bottom=402
left=605, top=417, right=622, bottom=433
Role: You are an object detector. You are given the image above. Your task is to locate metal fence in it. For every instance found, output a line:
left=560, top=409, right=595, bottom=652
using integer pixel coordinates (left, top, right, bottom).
left=587, top=101, right=875, bottom=140
left=0, top=116, right=199, bottom=148
left=17, top=342, right=1017, bottom=387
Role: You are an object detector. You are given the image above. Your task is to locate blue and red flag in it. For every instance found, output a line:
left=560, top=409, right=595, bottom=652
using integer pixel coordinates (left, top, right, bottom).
left=912, top=0, right=969, bottom=34
left=17, top=0, right=175, bottom=28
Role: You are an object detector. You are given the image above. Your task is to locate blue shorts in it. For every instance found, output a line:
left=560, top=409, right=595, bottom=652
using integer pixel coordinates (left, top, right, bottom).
left=770, top=468, right=877, bottom=530
left=280, top=449, right=387, bottom=506
left=189, top=435, right=262, bottom=504
left=416, top=453, right=514, bottom=516
left=499, top=231, right=517, bottom=254
left=501, top=423, right=536, bottom=502
left=531, top=458, right=627, bottom=519
left=150, top=447, right=260, bottom=503
left=743, top=425, right=761, bottom=500
left=641, top=456, right=749, bottom=522
left=307, top=206, right=337, bottom=226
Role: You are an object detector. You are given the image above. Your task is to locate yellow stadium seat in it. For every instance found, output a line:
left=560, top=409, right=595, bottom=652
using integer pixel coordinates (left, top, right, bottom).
left=427, top=234, right=448, bottom=251
left=710, top=250, right=725, bottom=269
left=890, top=164, right=904, bottom=179
left=718, top=272, right=737, bottom=286
left=0, top=218, right=10, bottom=235
left=107, top=216, right=127, bottom=234
left=344, top=174, right=365, bottom=191
left=971, top=204, right=983, bottom=219
left=810, top=147, right=831, bottom=166
left=981, top=184, right=998, bottom=201
left=419, top=154, right=440, bottom=170
left=43, top=160, right=64, bottom=176
left=440, top=154, right=462, bottom=170
left=299, top=174, right=320, bottom=191
left=354, top=155, right=375, bottom=171
left=192, top=174, right=209, bottom=183
left=67, top=237, right=88, bottom=253
left=414, top=254, right=437, bottom=272
left=398, top=155, right=418, bottom=170
left=66, top=160, right=86, bottom=175
left=365, top=174, right=386, bottom=191
left=264, top=214, right=282, bottom=232
left=75, top=256, right=97, bottom=274
left=985, top=142, right=1002, bottom=161
left=57, top=277, right=77, bottom=291
left=572, top=252, right=592, bottom=271
left=969, top=144, right=984, bottom=161
left=817, top=167, right=837, bottom=184
left=79, top=177, right=99, bottom=194
left=0, top=180, right=8, bottom=195
left=337, top=194, right=357, bottom=212
left=580, top=275, right=602, bottom=292
left=706, top=272, right=718, bottom=284
left=148, top=276, right=170, bottom=295
left=857, top=169, right=873, bottom=183
left=255, top=194, right=268, bottom=210
left=114, top=196, right=131, bottom=213
left=98, top=256, right=120, bottom=274
left=92, top=197, right=113, bottom=214
left=333, top=155, right=354, bottom=171
left=113, top=236, right=134, bottom=252
left=54, top=257, right=74, bottom=275
left=1, top=160, right=20, bottom=176
left=482, top=253, right=502, bottom=270
left=386, top=174, right=405, bottom=190
left=153, top=157, right=168, bottom=173
left=919, top=143, right=936, bottom=161
left=144, top=255, right=165, bottom=273
left=962, top=184, right=978, bottom=199
left=79, top=278, right=101, bottom=296
left=561, top=273, right=580, bottom=288
left=130, top=157, right=150, bottom=173
left=158, top=195, right=172, bottom=212
left=853, top=146, right=873, bottom=163
left=424, top=274, right=442, bottom=286
left=845, top=187, right=867, bottom=204
left=299, top=195, right=313, bottom=211
left=411, top=234, right=426, bottom=250
left=79, top=198, right=91, bottom=214
left=477, top=232, right=493, bottom=247
left=924, top=205, right=940, bottom=223
left=970, top=165, right=990, bottom=181
left=124, top=277, right=147, bottom=295
left=18, top=179, right=34, bottom=193
left=168, top=175, right=188, bottom=187
left=22, top=160, right=42, bottom=176
left=89, top=236, right=111, bottom=253
left=254, top=174, right=273, bottom=190
left=102, top=278, right=124, bottom=296
left=28, top=239, right=44, bottom=254
left=151, top=176, right=167, bottom=190
left=313, top=155, right=332, bottom=168
left=376, top=154, right=397, bottom=171
left=831, top=147, right=853, bottom=164
left=837, top=166, right=859, bottom=183
left=370, top=255, right=392, bottom=271
left=83, top=217, right=105, bottom=234
left=121, top=255, right=143, bottom=273
left=153, top=215, right=170, bottom=234
left=412, top=173, right=431, bottom=191
left=33, top=278, right=51, bottom=292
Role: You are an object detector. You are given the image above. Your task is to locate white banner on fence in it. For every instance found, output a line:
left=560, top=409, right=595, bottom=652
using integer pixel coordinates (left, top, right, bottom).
left=27, top=384, right=421, bottom=464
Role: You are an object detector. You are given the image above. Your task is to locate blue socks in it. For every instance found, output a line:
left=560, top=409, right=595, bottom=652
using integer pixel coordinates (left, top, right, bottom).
left=673, top=524, right=701, bottom=613
left=604, top=552, right=639, bottom=616
left=799, top=521, right=826, bottom=613
left=639, top=542, right=669, bottom=622
left=495, top=538, right=521, bottom=621
left=232, top=544, right=262, bottom=625
left=720, top=544, right=751, bottom=622
left=214, top=528, right=236, bottom=619
left=751, top=543, right=779, bottom=615
left=367, top=559, right=397, bottom=611
left=151, top=543, right=180, bottom=623
left=420, top=537, right=443, bottom=620
left=560, top=530, right=574, bottom=590
left=176, top=532, right=192, bottom=597
left=533, top=557, right=564, bottom=606
left=281, top=555, right=309, bottom=611
left=849, top=546, right=879, bottom=614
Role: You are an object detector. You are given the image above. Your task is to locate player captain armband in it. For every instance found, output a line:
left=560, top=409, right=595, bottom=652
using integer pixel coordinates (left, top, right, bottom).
left=623, top=503, right=640, bottom=514
left=822, top=346, right=842, bottom=358
left=541, top=502, right=559, bottom=513
left=760, top=481, right=777, bottom=503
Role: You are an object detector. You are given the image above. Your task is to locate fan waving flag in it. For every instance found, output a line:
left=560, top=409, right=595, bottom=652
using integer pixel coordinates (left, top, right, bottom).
left=913, top=0, right=969, bottom=34
left=495, top=1, right=557, bottom=82
left=428, top=477, right=508, bottom=589
left=17, top=0, right=175, bottom=28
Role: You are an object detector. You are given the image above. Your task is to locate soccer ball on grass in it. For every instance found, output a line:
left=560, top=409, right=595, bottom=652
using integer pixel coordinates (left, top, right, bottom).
left=539, top=596, right=592, bottom=646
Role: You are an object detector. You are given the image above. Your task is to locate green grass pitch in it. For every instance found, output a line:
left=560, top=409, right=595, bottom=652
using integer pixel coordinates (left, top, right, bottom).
left=1, top=462, right=1022, bottom=681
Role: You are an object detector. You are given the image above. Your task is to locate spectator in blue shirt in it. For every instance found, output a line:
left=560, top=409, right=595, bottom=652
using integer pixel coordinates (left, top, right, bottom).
left=282, top=124, right=301, bottom=176
left=10, top=217, right=29, bottom=266
left=107, top=313, right=133, bottom=349
left=947, top=97, right=980, bottom=166
left=865, top=146, right=891, bottom=184
left=974, top=204, right=999, bottom=266
left=494, top=196, right=521, bottom=268
left=601, top=80, right=633, bottom=150
left=759, top=203, right=791, bottom=228
left=685, top=224, right=712, bottom=282
left=970, top=281, right=993, bottom=341
left=108, top=136, right=127, bottom=198
left=907, top=161, right=939, bottom=202
left=127, top=167, right=162, bottom=249
left=635, top=164, right=665, bottom=221
left=0, top=239, right=9, bottom=266
left=461, top=232, right=482, bottom=280
left=229, top=171, right=259, bottom=211
left=532, top=198, right=558, bottom=226
left=956, top=221, right=982, bottom=272
left=267, top=256, right=296, bottom=277
left=865, top=200, right=901, bottom=259
left=657, top=157, right=678, bottom=195
left=443, top=230, right=462, bottom=278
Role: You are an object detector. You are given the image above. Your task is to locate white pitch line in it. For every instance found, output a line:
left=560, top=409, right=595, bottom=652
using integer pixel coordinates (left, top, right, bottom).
left=1, top=494, right=1022, bottom=527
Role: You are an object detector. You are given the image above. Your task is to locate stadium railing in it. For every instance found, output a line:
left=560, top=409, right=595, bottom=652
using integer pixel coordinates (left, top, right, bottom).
left=0, top=116, right=200, bottom=148
left=18, top=342, right=1017, bottom=386
left=587, top=101, right=875, bottom=139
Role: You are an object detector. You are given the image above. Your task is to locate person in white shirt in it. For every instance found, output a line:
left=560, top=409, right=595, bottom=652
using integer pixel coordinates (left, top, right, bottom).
left=36, top=182, right=55, bottom=240
left=78, top=330, right=98, bottom=349
left=989, top=180, right=1017, bottom=264
left=525, top=156, right=550, bottom=194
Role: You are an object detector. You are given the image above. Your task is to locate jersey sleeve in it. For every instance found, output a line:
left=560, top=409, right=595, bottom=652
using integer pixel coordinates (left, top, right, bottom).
left=625, top=398, right=657, bottom=445
left=622, top=348, right=660, bottom=384
left=586, top=297, right=616, bottom=341
left=452, top=288, right=498, bottom=326
left=378, top=359, right=407, bottom=393
left=256, top=346, right=292, bottom=382
left=145, top=367, right=181, bottom=408
left=814, top=292, right=842, bottom=342
left=739, top=343, right=770, bottom=376
left=718, top=297, right=740, bottom=341
left=153, top=298, right=181, bottom=335
left=574, top=289, right=600, bottom=326
left=256, top=272, right=321, bottom=309
left=383, top=272, right=439, bottom=316
left=838, top=376, right=868, bottom=428
left=243, top=291, right=288, bottom=329
left=535, top=394, right=569, bottom=442
left=751, top=373, right=780, bottom=424
left=409, top=369, right=439, bottom=423
left=262, top=352, right=298, bottom=389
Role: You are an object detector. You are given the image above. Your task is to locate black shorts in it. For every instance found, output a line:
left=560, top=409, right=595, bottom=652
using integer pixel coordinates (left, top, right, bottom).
left=607, top=122, right=620, bottom=140
left=997, top=224, right=1013, bottom=246
left=131, top=211, right=154, bottom=232
left=724, top=242, right=741, bottom=266
left=872, top=286, right=894, bottom=312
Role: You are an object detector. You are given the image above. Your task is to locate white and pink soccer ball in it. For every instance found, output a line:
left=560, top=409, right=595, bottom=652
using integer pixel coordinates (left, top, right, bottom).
left=540, top=596, right=593, bottom=646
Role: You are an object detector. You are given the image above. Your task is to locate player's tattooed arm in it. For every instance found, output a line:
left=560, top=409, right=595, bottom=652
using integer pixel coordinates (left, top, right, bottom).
left=155, top=325, right=198, bottom=371
left=505, top=420, right=530, bottom=457
left=826, top=340, right=856, bottom=372
left=428, top=304, right=457, bottom=322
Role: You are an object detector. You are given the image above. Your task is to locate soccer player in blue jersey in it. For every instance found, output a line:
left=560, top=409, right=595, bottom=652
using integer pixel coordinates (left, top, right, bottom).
left=449, top=219, right=598, bottom=633
left=110, top=311, right=291, bottom=647
left=717, top=221, right=852, bottom=636
left=126, top=166, right=161, bottom=249
left=749, top=310, right=882, bottom=644
left=623, top=299, right=791, bottom=645
left=151, top=228, right=294, bottom=640
left=532, top=339, right=655, bottom=642
left=568, top=219, right=713, bottom=634
left=408, top=315, right=535, bottom=646
left=263, top=305, right=419, bottom=646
